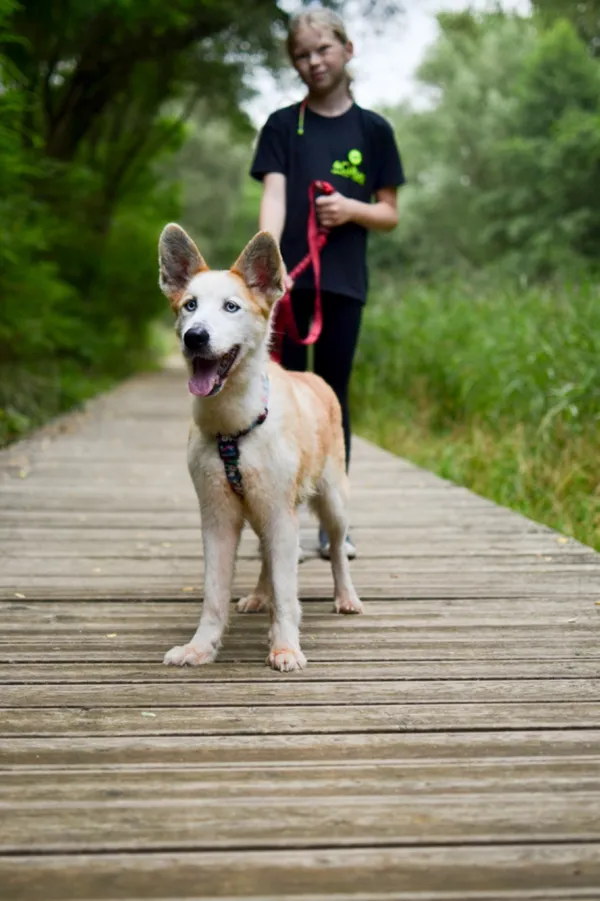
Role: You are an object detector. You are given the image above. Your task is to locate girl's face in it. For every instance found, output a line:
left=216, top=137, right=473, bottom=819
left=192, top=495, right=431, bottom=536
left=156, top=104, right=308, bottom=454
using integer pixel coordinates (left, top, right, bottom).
left=291, top=25, right=353, bottom=96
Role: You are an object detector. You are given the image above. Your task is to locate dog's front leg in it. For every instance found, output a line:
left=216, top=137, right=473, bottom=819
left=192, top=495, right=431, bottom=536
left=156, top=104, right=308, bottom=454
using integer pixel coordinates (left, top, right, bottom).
left=262, top=512, right=307, bottom=672
left=164, top=503, right=243, bottom=666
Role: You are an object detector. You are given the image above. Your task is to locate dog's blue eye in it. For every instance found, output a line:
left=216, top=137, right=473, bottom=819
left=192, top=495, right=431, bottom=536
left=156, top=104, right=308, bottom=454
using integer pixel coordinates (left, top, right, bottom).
left=184, top=298, right=197, bottom=312
left=224, top=300, right=240, bottom=313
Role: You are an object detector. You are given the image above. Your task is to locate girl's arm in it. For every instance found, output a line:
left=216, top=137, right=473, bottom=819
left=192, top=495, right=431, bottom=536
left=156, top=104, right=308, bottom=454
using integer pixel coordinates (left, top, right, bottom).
left=259, top=172, right=287, bottom=241
left=316, top=186, right=398, bottom=232
left=259, top=172, right=293, bottom=289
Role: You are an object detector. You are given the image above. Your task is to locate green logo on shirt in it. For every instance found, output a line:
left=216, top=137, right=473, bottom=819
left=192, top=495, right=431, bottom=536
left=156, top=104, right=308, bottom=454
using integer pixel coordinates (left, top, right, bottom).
left=331, top=148, right=365, bottom=185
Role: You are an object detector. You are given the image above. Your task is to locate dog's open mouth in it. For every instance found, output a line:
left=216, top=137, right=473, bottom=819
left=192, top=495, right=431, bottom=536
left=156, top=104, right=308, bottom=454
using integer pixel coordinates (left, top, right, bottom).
left=188, top=346, right=240, bottom=397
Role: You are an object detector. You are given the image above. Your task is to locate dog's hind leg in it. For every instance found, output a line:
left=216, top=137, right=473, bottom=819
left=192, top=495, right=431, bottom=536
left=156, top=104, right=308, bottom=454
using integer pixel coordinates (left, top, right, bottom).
left=238, top=526, right=305, bottom=612
left=238, top=547, right=270, bottom=613
left=260, top=511, right=307, bottom=672
left=312, top=463, right=363, bottom=615
left=164, top=503, right=243, bottom=666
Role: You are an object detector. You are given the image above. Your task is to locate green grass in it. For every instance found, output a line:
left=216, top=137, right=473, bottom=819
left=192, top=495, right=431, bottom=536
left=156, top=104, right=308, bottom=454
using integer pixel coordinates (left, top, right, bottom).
left=352, top=275, right=600, bottom=550
left=0, top=319, right=173, bottom=448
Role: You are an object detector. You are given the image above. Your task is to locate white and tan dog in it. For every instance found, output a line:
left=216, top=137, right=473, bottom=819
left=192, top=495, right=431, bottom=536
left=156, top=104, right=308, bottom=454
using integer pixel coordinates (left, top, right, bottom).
left=158, top=224, right=362, bottom=672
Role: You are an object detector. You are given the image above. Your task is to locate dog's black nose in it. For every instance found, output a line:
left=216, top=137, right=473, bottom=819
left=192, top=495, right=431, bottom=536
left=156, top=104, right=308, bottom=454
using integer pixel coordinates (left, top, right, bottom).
left=184, top=328, right=210, bottom=352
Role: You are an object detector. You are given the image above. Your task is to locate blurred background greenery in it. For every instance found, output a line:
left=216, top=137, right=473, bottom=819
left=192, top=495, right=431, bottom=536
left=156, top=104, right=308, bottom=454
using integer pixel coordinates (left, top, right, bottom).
left=0, top=0, right=598, bottom=547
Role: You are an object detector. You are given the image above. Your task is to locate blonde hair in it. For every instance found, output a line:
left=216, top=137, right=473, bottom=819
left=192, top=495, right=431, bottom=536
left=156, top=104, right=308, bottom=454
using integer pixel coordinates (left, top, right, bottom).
left=286, top=8, right=350, bottom=58
left=286, top=8, right=353, bottom=93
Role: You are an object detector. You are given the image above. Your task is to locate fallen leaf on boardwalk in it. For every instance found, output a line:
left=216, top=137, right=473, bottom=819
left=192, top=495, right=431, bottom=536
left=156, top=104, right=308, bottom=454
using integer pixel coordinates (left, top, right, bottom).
left=556, top=537, right=569, bottom=544
left=162, top=542, right=172, bottom=548
left=9, top=455, right=29, bottom=468
left=14, top=593, right=26, bottom=599
left=105, top=633, right=117, bottom=638
left=141, top=712, right=156, bottom=718
left=18, top=470, right=29, bottom=479
left=181, top=586, right=195, bottom=592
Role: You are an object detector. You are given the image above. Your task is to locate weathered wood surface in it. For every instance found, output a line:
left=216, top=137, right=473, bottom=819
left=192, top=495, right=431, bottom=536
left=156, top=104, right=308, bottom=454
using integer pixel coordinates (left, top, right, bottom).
left=1, top=366, right=599, bottom=900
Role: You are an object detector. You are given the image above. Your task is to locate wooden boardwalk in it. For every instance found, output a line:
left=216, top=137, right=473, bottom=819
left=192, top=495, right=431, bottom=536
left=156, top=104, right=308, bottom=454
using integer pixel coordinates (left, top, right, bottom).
left=1, top=365, right=600, bottom=900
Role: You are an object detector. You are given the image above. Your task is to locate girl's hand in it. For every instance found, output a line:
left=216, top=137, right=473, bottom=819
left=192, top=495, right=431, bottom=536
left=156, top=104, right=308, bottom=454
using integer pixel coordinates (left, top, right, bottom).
left=281, top=260, right=294, bottom=292
left=315, top=192, right=353, bottom=228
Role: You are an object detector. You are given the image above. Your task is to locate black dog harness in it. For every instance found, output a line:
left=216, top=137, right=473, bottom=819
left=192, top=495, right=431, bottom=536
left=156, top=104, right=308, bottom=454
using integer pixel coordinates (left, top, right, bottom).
left=216, top=377, right=269, bottom=499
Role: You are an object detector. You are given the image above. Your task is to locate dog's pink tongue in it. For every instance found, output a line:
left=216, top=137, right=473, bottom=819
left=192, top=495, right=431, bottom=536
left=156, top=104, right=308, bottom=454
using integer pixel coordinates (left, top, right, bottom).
left=188, top=360, right=219, bottom=397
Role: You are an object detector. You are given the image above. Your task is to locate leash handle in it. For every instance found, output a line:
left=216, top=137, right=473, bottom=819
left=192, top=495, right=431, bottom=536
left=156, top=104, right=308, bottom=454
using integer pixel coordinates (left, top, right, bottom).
left=271, top=180, right=335, bottom=363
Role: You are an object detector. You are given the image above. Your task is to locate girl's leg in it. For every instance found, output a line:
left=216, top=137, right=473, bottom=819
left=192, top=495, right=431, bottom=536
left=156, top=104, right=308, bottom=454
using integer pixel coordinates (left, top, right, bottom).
left=279, top=290, right=312, bottom=563
left=279, top=290, right=312, bottom=372
left=313, top=292, right=363, bottom=560
left=313, top=292, right=364, bottom=471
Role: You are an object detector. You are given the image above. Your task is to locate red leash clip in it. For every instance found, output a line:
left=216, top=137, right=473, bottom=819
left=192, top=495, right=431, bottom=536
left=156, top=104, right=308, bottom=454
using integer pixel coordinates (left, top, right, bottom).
left=270, top=180, right=335, bottom=363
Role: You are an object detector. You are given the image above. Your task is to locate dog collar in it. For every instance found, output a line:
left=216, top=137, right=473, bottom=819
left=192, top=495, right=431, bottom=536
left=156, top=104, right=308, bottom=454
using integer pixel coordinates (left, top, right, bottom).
left=216, top=376, right=269, bottom=498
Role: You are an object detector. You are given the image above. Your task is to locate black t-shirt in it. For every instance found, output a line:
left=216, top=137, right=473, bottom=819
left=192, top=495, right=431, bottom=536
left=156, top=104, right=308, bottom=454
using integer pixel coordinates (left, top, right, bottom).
left=250, top=102, right=405, bottom=303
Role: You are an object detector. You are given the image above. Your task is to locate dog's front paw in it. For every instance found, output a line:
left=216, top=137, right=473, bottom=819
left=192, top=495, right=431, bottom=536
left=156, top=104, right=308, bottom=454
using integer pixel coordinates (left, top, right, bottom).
left=267, top=647, right=307, bottom=672
left=237, top=594, right=269, bottom=614
left=334, top=594, right=364, bottom=615
left=163, top=643, right=216, bottom=666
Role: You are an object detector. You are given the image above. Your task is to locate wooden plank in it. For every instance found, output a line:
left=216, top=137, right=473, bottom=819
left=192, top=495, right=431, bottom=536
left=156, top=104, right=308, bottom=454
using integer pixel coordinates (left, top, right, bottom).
left=3, top=595, right=595, bottom=612
left=2, top=543, right=591, bottom=561
left=2, top=790, right=600, bottom=854
left=2, top=615, right=597, bottom=642
left=2, top=729, right=599, bottom=767
left=2, top=576, right=598, bottom=601
left=1, top=632, right=598, bottom=653
left=3, top=479, right=477, bottom=494
left=1, top=613, right=596, bottom=639
left=3, top=677, right=599, bottom=708
left=1, top=659, right=598, bottom=683
left=1, top=612, right=596, bottom=635
left=1, top=844, right=599, bottom=900
left=0, top=519, right=564, bottom=540
left=2, top=597, right=596, bottom=621
left=0, top=516, right=550, bottom=542
left=0, top=507, right=534, bottom=527
left=2, top=702, right=600, bottom=736
left=4, top=555, right=600, bottom=577
left=3, top=641, right=599, bottom=664
left=3, top=757, right=600, bottom=797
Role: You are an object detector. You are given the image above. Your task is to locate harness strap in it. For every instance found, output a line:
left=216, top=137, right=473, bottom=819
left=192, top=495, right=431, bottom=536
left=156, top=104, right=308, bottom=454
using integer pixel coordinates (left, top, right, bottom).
left=270, top=179, right=335, bottom=364
left=216, top=376, right=269, bottom=498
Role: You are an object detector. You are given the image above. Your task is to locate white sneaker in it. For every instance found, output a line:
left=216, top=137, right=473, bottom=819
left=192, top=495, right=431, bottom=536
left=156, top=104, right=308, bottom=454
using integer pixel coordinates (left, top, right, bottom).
left=318, top=529, right=356, bottom=561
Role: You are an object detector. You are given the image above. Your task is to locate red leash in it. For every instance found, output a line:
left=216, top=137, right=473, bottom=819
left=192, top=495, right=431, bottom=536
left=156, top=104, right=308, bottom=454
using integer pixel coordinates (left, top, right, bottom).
left=270, top=179, right=335, bottom=363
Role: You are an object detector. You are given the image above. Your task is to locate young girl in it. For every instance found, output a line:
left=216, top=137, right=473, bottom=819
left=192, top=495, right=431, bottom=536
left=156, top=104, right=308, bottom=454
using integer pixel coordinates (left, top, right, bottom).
left=250, top=8, right=404, bottom=559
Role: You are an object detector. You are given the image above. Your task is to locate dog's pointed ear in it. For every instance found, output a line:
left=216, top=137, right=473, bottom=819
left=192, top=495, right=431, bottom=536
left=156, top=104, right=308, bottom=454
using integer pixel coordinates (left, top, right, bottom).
left=158, top=224, right=208, bottom=305
left=231, top=231, right=284, bottom=305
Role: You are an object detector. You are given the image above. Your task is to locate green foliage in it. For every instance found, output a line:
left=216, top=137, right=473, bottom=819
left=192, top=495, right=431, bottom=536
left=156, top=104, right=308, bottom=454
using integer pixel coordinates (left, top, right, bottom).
left=0, top=0, right=286, bottom=445
left=352, top=276, right=600, bottom=548
left=531, top=0, right=600, bottom=53
left=357, top=276, right=600, bottom=433
left=166, top=109, right=259, bottom=268
left=372, top=10, right=600, bottom=278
